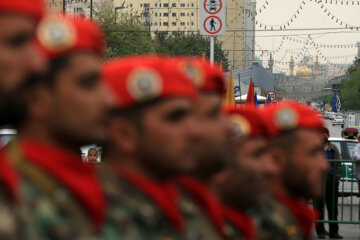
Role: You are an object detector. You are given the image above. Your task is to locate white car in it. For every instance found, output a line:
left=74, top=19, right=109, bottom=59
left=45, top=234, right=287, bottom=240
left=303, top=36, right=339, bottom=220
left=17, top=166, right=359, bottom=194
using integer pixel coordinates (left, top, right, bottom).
left=332, top=117, right=344, bottom=127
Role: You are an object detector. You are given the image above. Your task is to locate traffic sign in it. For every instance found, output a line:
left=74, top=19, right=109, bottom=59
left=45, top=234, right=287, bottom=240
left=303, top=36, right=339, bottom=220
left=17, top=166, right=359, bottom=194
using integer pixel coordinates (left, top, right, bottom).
left=266, top=91, right=277, bottom=101
left=200, top=0, right=226, bottom=36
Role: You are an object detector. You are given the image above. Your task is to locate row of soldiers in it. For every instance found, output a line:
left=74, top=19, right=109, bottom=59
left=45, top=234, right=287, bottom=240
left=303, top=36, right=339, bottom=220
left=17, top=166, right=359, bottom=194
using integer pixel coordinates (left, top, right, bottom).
left=0, top=1, right=329, bottom=239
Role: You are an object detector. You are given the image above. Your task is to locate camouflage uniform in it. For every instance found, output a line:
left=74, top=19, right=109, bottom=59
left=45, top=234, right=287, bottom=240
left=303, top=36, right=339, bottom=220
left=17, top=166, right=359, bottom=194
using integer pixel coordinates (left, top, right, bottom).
left=250, top=196, right=304, bottom=240
left=100, top=166, right=223, bottom=240
left=1, top=139, right=103, bottom=240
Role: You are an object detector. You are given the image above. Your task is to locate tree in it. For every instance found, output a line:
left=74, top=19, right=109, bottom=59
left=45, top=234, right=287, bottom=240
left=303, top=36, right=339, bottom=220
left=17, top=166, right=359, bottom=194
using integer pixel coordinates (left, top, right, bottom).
left=154, top=32, right=230, bottom=71
left=94, top=0, right=155, bottom=60
left=340, top=69, right=360, bottom=110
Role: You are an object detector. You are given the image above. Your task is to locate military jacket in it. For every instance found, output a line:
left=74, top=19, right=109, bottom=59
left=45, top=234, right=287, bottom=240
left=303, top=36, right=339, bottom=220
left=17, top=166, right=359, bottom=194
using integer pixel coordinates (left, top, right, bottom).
left=100, top=165, right=224, bottom=240
left=0, top=139, right=104, bottom=240
left=250, top=196, right=304, bottom=240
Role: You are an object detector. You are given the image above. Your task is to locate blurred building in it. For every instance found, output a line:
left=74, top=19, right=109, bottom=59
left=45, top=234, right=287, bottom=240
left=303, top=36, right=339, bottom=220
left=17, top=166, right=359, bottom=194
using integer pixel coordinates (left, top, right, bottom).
left=46, top=0, right=64, bottom=12
left=113, top=0, right=256, bottom=70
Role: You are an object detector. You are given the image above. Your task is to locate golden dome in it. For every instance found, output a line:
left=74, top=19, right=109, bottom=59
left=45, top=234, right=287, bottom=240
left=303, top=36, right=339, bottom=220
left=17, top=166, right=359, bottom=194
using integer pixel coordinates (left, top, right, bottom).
left=296, top=66, right=313, bottom=76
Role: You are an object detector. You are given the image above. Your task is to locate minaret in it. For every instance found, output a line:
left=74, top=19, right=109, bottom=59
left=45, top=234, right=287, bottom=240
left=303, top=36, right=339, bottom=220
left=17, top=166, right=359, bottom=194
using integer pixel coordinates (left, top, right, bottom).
left=289, top=56, right=294, bottom=76
left=357, top=41, right=360, bottom=58
left=314, top=55, right=319, bottom=75
left=269, top=53, right=274, bottom=73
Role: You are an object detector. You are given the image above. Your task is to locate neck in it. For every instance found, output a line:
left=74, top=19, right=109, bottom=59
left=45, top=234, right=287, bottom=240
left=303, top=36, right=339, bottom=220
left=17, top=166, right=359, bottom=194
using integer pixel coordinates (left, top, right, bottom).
left=271, top=177, right=292, bottom=198
left=18, top=121, right=80, bottom=154
left=105, top=150, right=171, bottom=183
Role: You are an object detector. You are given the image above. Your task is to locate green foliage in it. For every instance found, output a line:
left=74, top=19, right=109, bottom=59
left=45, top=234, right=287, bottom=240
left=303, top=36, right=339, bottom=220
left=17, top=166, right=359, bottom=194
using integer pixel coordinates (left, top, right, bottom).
left=94, top=0, right=155, bottom=60
left=154, top=32, right=229, bottom=71
left=340, top=69, right=360, bottom=110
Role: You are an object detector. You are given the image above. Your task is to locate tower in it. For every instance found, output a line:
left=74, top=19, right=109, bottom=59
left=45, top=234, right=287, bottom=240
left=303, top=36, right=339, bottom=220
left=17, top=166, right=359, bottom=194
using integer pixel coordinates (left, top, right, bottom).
left=358, top=41, right=360, bottom=58
left=314, top=55, right=319, bottom=75
left=268, top=53, right=274, bottom=73
left=289, top=56, right=294, bottom=76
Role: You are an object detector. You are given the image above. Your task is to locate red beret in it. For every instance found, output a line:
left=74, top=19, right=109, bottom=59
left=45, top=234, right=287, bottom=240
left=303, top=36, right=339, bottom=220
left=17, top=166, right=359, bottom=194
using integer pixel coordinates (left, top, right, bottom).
left=0, top=0, right=45, bottom=21
left=103, top=55, right=198, bottom=108
left=36, top=14, right=104, bottom=59
left=261, top=101, right=324, bottom=138
left=225, top=106, right=269, bottom=139
left=177, top=58, right=225, bottom=94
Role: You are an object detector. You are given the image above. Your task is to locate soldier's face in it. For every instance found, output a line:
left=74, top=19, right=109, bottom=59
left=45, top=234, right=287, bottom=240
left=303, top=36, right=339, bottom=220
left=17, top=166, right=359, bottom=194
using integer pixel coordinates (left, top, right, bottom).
left=0, top=14, right=46, bottom=125
left=48, top=52, right=115, bottom=147
left=0, top=14, right=46, bottom=103
left=284, top=129, right=328, bottom=199
left=137, top=98, right=200, bottom=177
left=221, top=138, right=275, bottom=209
left=191, top=93, right=233, bottom=177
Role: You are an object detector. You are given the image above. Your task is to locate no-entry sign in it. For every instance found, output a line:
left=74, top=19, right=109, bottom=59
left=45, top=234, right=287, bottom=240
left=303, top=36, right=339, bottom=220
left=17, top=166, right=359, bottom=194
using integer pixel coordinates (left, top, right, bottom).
left=200, top=0, right=226, bottom=36
left=266, top=91, right=277, bottom=101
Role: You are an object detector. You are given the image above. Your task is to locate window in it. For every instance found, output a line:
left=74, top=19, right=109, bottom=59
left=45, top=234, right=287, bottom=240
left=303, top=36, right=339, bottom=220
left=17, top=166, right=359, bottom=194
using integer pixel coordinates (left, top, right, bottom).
left=191, top=22, right=194, bottom=26
left=181, top=13, right=185, bottom=16
left=154, top=22, right=158, bottom=26
left=163, top=22, right=168, bottom=26
left=144, top=3, right=150, bottom=7
left=172, top=13, right=176, bottom=17
left=140, top=4, right=142, bottom=7
left=164, top=12, right=168, bottom=16
left=347, top=142, right=357, bottom=158
left=172, top=3, right=176, bottom=7
left=160, top=22, right=162, bottom=26
left=180, top=22, right=185, bottom=26
left=172, top=22, right=177, bottom=26
left=130, top=3, right=132, bottom=7
left=191, top=12, right=194, bottom=16
left=159, top=3, right=161, bottom=7
left=164, top=3, right=169, bottom=7
left=155, top=3, right=157, bottom=7
left=191, top=3, right=194, bottom=7
left=180, top=3, right=185, bottom=7
left=155, top=13, right=158, bottom=17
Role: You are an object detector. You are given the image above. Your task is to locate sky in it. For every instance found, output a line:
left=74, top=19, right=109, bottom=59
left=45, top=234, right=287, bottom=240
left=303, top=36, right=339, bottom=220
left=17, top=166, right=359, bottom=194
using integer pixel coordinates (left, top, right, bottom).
left=250, top=0, right=360, bottom=74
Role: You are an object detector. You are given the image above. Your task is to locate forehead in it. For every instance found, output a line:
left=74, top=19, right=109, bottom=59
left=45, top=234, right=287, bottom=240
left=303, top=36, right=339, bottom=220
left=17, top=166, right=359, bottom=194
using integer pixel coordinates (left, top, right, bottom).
left=296, top=129, right=322, bottom=144
left=0, top=14, right=36, bottom=36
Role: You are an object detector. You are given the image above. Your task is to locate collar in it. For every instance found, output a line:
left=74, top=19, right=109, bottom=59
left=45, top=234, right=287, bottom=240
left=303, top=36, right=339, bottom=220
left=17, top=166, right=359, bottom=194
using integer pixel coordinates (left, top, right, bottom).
left=0, top=147, right=20, bottom=201
left=111, top=167, right=184, bottom=232
left=21, top=139, right=106, bottom=231
left=273, top=192, right=317, bottom=239
left=222, top=206, right=255, bottom=240
left=177, top=175, right=225, bottom=238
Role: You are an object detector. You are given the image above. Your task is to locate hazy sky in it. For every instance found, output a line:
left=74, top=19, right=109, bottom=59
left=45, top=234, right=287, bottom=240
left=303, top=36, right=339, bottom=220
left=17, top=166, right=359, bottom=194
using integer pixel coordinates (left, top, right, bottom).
left=251, top=0, right=360, bottom=73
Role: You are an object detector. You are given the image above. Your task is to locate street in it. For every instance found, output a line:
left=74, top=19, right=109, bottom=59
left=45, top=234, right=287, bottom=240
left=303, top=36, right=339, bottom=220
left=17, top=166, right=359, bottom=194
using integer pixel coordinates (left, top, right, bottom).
left=313, top=120, right=360, bottom=239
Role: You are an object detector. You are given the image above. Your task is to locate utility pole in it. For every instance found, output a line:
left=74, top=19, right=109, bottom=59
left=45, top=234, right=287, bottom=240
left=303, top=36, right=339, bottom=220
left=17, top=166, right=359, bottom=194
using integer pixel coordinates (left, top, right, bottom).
left=90, top=0, right=93, bottom=19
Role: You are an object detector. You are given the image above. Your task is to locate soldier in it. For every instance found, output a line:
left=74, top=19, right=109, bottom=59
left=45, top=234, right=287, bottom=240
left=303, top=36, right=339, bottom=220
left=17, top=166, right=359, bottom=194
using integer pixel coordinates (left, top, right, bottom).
left=258, top=101, right=328, bottom=240
left=0, top=1, right=45, bottom=238
left=3, top=15, right=114, bottom=239
left=210, top=106, right=276, bottom=240
left=175, top=58, right=234, bottom=239
left=101, top=55, right=223, bottom=239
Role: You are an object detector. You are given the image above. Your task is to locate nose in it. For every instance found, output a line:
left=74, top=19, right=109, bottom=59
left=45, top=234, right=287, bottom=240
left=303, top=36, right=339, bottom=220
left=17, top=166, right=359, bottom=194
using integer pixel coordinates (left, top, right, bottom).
left=185, top=115, right=202, bottom=140
left=261, top=154, right=277, bottom=178
left=101, top=83, right=117, bottom=109
left=25, top=42, right=48, bottom=74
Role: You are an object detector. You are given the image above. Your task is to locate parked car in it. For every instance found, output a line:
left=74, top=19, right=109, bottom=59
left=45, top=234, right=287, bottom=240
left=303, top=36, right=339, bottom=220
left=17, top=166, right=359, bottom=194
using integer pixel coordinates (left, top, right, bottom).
left=329, top=137, right=359, bottom=196
left=332, top=116, right=344, bottom=127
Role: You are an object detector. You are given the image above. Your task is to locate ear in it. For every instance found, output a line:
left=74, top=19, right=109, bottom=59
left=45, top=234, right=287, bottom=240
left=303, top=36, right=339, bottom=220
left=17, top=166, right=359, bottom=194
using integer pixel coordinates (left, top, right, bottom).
left=109, top=117, right=139, bottom=154
left=26, top=85, right=53, bottom=122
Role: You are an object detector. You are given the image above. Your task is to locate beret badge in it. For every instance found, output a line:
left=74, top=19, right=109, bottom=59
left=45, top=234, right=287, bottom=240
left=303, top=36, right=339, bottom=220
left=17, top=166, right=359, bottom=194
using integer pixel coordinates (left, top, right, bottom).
left=274, top=107, right=299, bottom=130
left=127, top=68, right=162, bottom=102
left=37, top=15, right=76, bottom=53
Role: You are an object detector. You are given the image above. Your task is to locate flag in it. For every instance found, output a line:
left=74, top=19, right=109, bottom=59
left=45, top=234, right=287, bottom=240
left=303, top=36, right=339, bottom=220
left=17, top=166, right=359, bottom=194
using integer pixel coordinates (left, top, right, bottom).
left=224, top=68, right=235, bottom=106
left=245, top=79, right=255, bottom=105
left=255, top=91, right=258, bottom=107
left=331, top=90, right=338, bottom=112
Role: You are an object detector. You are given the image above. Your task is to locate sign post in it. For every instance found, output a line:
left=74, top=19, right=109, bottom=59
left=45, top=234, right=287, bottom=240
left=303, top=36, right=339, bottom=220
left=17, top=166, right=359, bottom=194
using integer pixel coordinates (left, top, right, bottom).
left=200, top=0, right=226, bottom=64
left=266, top=91, right=277, bottom=102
